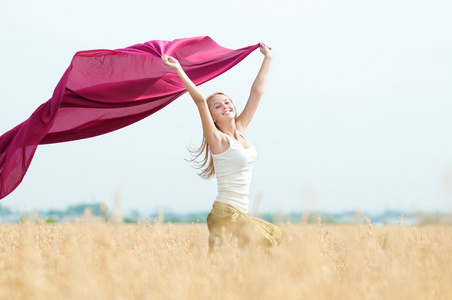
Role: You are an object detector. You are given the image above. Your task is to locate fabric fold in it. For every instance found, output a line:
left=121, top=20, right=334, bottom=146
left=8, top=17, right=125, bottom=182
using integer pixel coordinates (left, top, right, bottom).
left=0, top=36, right=259, bottom=200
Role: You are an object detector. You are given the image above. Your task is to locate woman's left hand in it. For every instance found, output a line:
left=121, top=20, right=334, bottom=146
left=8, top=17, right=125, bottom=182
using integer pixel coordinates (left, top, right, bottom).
left=259, top=43, right=273, bottom=58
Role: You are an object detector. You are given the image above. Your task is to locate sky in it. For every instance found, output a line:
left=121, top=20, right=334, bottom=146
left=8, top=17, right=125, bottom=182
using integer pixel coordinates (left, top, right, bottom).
left=0, top=0, right=451, bottom=216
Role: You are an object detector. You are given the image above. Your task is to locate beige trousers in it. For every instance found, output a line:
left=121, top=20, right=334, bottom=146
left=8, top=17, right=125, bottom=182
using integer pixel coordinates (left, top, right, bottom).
left=207, top=201, right=281, bottom=252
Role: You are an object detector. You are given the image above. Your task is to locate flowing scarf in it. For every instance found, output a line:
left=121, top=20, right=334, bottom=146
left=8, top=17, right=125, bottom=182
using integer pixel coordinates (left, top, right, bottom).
left=0, top=36, right=259, bottom=200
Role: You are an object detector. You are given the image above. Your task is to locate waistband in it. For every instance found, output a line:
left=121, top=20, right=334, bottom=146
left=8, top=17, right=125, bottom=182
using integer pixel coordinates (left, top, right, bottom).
left=211, top=201, right=244, bottom=215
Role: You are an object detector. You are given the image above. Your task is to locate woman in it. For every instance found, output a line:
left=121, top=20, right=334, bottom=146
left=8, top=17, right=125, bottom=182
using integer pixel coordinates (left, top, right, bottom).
left=162, top=43, right=280, bottom=251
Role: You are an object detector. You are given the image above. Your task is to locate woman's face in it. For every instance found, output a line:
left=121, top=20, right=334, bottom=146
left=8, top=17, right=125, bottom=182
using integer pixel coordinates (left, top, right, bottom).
left=209, top=94, right=236, bottom=123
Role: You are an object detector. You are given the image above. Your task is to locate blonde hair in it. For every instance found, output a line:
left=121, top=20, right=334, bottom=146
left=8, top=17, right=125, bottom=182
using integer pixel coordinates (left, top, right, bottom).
left=187, top=92, right=234, bottom=180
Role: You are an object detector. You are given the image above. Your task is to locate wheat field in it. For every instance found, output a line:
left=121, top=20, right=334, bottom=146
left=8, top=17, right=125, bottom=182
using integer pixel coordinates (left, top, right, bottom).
left=0, top=219, right=451, bottom=300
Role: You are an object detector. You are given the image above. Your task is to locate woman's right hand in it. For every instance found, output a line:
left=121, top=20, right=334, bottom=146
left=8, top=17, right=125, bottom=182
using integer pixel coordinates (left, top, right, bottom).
left=161, top=55, right=181, bottom=72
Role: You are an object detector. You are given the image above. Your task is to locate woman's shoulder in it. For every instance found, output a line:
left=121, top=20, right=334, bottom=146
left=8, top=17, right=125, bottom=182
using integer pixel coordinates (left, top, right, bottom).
left=209, top=131, right=231, bottom=155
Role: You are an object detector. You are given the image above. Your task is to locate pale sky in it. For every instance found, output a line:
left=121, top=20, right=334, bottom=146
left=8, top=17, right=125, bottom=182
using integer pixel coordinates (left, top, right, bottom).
left=1, top=0, right=451, bottom=215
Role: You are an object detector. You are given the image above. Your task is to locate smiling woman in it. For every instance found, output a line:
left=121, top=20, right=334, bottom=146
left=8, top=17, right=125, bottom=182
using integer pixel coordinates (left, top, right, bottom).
left=162, top=43, right=281, bottom=251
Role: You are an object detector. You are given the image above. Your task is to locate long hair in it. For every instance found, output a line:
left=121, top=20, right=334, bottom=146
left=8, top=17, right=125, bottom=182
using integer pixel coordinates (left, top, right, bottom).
left=187, top=92, right=234, bottom=180
left=187, top=137, right=215, bottom=180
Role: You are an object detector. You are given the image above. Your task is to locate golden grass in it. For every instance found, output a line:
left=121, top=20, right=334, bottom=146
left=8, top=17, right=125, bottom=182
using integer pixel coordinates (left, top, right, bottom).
left=0, top=219, right=451, bottom=300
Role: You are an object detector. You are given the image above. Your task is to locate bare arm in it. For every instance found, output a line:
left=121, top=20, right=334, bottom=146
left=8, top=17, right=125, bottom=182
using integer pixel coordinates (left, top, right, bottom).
left=236, top=43, right=273, bottom=132
left=161, top=55, right=225, bottom=153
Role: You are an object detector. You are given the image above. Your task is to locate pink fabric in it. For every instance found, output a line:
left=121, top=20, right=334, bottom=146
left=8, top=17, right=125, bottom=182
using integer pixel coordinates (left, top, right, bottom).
left=0, top=36, right=259, bottom=200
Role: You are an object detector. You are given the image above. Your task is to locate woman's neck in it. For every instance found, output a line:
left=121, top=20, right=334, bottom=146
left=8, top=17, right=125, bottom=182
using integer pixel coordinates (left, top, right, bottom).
left=217, top=121, right=237, bottom=139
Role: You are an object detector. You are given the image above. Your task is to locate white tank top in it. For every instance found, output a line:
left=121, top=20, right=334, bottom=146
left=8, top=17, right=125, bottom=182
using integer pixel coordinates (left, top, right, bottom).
left=211, top=132, right=257, bottom=213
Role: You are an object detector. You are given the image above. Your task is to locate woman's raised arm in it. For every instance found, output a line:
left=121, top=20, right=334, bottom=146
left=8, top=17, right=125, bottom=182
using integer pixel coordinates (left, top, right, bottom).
left=161, top=55, right=223, bottom=152
left=161, top=55, right=205, bottom=104
left=236, top=43, right=273, bottom=132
